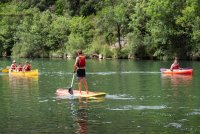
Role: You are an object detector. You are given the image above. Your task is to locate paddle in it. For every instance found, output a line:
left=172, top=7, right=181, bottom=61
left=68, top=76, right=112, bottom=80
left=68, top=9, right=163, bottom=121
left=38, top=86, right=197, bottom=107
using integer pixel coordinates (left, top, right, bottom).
left=183, top=67, right=192, bottom=70
left=68, top=73, right=75, bottom=95
left=160, top=68, right=167, bottom=72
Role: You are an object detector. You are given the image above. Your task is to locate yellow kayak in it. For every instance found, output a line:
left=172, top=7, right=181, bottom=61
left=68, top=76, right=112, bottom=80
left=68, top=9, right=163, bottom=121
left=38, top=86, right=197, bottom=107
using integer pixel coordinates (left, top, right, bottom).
left=1, top=68, right=9, bottom=73
left=9, top=69, right=39, bottom=76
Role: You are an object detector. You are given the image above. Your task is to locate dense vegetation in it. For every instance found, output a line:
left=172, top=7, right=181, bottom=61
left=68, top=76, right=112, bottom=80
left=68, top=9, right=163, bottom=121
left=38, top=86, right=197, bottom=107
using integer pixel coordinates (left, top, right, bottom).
left=0, top=0, right=200, bottom=60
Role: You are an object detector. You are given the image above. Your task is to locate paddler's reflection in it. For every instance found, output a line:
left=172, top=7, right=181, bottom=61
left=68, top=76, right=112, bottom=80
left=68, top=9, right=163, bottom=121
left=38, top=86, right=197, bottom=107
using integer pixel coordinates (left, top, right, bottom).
left=8, top=75, right=38, bottom=90
left=161, top=74, right=192, bottom=88
left=70, top=97, right=88, bottom=134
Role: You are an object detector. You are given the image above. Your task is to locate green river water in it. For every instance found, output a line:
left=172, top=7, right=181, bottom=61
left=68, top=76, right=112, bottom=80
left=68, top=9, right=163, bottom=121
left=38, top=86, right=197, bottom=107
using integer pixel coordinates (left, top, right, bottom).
left=0, top=58, right=200, bottom=134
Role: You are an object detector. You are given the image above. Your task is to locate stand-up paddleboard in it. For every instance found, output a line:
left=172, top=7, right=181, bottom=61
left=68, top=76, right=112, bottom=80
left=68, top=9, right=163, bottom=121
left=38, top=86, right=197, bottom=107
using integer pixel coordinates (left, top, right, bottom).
left=56, top=89, right=106, bottom=98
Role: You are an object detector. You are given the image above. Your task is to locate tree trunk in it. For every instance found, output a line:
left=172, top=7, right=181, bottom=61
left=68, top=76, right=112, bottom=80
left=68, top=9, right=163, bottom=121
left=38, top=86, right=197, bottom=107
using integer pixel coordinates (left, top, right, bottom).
left=117, top=23, right=121, bottom=50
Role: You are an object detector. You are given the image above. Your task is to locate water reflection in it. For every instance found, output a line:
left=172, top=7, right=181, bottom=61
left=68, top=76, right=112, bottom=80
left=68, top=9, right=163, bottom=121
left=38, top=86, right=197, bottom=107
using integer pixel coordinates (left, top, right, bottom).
left=161, top=74, right=192, bottom=87
left=1, top=74, right=9, bottom=84
left=8, top=75, right=39, bottom=90
left=66, top=97, right=105, bottom=134
left=70, top=98, right=89, bottom=134
left=1, top=74, right=39, bottom=89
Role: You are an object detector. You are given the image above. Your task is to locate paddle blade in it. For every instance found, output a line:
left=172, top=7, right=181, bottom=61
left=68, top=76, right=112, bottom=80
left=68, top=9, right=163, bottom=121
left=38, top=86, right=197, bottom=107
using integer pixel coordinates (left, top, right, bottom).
left=160, top=68, right=167, bottom=72
left=183, top=67, right=192, bottom=70
left=68, top=87, right=73, bottom=95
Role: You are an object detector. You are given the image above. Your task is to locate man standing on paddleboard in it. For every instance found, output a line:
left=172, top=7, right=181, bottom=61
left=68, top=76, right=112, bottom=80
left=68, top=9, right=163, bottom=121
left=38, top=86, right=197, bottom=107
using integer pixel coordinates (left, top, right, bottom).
left=73, top=49, right=89, bottom=94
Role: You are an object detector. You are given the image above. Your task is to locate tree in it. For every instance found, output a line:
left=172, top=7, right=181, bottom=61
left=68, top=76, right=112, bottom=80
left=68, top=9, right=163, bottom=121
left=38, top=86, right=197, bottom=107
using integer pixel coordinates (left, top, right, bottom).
left=146, top=0, right=192, bottom=59
left=176, top=0, right=200, bottom=58
left=13, top=10, right=54, bottom=57
left=96, top=0, right=128, bottom=50
left=66, top=16, right=93, bottom=55
left=128, top=0, right=150, bottom=59
left=0, top=3, right=22, bottom=56
left=65, top=0, right=100, bottom=16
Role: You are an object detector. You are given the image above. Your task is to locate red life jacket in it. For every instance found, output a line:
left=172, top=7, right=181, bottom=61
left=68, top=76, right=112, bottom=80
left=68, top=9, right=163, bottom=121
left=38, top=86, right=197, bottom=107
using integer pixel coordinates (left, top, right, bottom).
left=172, top=64, right=180, bottom=69
left=24, top=64, right=31, bottom=71
left=17, top=65, right=23, bottom=71
left=77, top=55, right=86, bottom=68
left=11, top=64, right=16, bottom=70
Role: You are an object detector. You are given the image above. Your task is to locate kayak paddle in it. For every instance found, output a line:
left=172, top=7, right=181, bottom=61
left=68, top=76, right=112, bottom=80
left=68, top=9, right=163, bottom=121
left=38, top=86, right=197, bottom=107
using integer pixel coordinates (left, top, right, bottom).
left=68, top=73, right=75, bottom=95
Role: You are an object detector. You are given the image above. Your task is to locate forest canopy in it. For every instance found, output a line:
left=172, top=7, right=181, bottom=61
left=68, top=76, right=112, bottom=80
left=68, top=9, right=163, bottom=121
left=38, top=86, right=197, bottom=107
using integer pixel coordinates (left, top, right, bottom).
left=0, top=0, right=200, bottom=60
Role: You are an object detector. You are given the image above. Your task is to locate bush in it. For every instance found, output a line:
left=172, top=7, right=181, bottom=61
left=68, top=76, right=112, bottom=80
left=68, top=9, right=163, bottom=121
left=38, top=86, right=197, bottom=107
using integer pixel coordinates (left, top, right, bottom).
left=112, top=48, right=129, bottom=59
left=102, top=45, right=113, bottom=58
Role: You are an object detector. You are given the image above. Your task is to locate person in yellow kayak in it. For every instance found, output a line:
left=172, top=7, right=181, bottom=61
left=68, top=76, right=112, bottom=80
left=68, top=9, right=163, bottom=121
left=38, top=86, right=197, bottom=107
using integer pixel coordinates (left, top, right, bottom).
left=23, top=61, right=31, bottom=72
left=170, top=57, right=181, bottom=70
left=10, top=60, right=17, bottom=71
left=16, top=63, right=23, bottom=72
left=73, top=49, right=89, bottom=94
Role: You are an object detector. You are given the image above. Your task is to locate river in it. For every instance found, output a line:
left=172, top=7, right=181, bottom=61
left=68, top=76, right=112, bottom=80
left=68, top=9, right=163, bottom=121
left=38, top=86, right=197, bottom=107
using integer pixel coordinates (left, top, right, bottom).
left=0, top=58, right=200, bottom=133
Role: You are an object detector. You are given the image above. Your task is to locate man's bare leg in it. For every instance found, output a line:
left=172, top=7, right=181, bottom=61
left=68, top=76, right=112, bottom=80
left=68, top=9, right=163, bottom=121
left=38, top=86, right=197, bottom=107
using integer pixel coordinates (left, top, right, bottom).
left=83, top=78, right=88, bottom=94
left=78, top=79, right=82, bottom=94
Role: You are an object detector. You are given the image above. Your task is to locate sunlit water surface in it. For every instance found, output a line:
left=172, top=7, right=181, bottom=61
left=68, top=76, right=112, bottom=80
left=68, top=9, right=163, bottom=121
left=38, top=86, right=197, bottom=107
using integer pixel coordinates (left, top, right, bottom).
left=0, top=58, right=200, bottom=133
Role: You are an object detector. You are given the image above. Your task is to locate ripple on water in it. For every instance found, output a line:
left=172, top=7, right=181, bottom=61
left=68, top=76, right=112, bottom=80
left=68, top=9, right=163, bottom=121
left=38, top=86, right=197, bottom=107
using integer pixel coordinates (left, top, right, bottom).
left=121, top=71, right=160, bottom=74
left=106, top=94, right=135, bottom=100
left=90, top=71, right=161, bottom=75
left=39, top=99, right=49, bottom=103
left=165, top=123, right=182, bottom=129
left=108, top=105, right=167, bottom=111
left=187, top=109, right=200, bottom=116
left=40, top=71, right=161, bottom=76
left=88, top=72, right=117, bottom=75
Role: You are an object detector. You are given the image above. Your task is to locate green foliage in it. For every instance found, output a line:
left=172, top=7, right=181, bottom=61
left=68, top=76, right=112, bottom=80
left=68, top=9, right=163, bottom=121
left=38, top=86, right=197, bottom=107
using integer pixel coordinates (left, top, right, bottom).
left=1, top=0, right=200, bottom=59
left=16, top=0, right=56, bottom=11
left=12, top=10, right=53, bottom=57
left=66, top=0, right=100, bottom=16
left=144, top=0, right=194, bottom=59
left=0, top=3, right=22, bottom=56
left=55, top=0, right=69, bottom=15
left=66, top=33, right=86, bottom=56
left=68, top=16, right=93, bottom=43
left=113, top=48, right=129, bottom=59
left=85, top=39, right=103, bottom=56
left=96, top=1, right=128, bottom=49
left=48, top=15, right=70, bottom=50
left=127, top=32, right=150, bottom=59
left=102, top=45, right=113, bottom=58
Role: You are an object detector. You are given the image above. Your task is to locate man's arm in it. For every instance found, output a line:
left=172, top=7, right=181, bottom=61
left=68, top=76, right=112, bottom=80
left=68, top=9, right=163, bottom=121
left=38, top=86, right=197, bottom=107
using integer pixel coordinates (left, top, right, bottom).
left=73, top=57, right=79, bottom=72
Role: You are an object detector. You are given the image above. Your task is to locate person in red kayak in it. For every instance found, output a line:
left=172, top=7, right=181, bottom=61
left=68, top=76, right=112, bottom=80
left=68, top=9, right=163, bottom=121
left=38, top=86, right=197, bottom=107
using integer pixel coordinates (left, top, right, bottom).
left=73, top=49, right=89, bottom=94
left=170, top=57, right=181, bottom=70
left=23, top=61, right=31, bottom=72
left=10, top=60, right=17, bottom=71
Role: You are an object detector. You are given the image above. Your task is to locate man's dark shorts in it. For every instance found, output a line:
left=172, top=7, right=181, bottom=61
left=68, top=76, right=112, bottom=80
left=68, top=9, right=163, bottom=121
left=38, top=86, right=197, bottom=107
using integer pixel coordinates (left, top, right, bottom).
left=77, top=69, right=86, bottom=78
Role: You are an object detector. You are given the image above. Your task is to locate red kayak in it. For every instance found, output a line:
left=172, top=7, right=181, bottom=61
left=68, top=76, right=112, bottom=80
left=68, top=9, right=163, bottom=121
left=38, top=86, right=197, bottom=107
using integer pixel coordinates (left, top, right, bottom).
left=160, top=68, right=193, bottom=75
left=56, top=89, right=106, bottom=98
